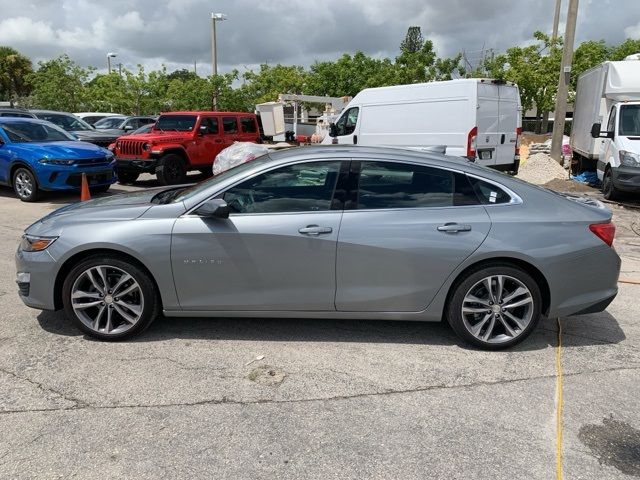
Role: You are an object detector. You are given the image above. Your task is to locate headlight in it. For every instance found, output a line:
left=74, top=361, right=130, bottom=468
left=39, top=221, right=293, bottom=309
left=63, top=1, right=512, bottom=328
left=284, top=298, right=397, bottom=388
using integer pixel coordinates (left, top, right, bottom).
left=39, top=158, right=75, bottom=166
left=19, top=235, right=58, bottom=252
left=619, top=150, right=640, bottom=167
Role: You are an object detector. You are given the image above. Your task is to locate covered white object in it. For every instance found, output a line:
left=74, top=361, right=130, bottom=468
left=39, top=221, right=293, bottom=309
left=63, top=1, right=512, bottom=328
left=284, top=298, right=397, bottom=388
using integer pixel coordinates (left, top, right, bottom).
left=213, top=142, right=269, bottom=175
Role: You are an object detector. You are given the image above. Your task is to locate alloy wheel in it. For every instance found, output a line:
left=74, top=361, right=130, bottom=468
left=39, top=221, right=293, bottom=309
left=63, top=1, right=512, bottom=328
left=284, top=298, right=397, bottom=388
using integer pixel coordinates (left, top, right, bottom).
left=71, top=265, right=144, bottom=335
left=461, top=275, right=534, bottom=344
left=15, top=171, right=33, bottom=199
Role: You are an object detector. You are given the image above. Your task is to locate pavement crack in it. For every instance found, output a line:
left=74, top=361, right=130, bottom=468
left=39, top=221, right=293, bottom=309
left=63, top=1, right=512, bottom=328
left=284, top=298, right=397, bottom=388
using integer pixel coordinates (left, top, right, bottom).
left=0, top=366, right=87, bottom=409
left=1, top=365, right=639, bottom=416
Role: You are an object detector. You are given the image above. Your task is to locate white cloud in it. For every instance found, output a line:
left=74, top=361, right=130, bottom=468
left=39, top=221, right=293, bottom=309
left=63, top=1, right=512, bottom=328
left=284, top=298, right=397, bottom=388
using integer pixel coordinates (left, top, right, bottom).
left=624, top=21, right=640, bottom=39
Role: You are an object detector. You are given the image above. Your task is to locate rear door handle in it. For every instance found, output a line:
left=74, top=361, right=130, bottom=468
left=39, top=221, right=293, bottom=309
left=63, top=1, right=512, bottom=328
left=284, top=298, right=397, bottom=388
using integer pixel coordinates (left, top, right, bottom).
left=298, top=225, right=333, bottom=236
left=437, top=223, right=471, bottom=233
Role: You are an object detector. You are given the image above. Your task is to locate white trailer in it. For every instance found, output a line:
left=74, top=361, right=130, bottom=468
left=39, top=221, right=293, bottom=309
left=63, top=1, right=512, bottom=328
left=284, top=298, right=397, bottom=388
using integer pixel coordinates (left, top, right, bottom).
left=322, top=79, right=522, bottom=172
left=571, top=55, right=640, bottom=199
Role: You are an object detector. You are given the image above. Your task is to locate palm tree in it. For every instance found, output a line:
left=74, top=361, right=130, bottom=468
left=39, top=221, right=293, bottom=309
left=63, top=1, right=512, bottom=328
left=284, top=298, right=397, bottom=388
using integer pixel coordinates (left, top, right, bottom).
left=0, top=46, right=33, bottom=106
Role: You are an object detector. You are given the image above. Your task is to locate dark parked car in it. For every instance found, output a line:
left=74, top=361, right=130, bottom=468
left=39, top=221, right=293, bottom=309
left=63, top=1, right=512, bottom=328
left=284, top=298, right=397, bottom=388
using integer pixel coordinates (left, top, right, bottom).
left=0, top=108, right=36, bottom=119
left=93, top=115, right=156, bottom=136
left=30, top=110, right=119, bottom=148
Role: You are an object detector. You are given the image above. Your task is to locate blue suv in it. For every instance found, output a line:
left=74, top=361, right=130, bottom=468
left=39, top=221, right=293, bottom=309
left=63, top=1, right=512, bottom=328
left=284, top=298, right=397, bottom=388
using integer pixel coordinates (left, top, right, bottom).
left=0, top=118, right=116, bottom=201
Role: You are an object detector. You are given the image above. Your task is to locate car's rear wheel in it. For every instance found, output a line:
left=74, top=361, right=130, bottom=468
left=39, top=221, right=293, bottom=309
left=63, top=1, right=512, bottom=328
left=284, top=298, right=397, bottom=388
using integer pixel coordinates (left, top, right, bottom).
left=62, top=255, right=160, bottom=341
left=13, top=167, right=39, bottom=202
left=602, top=168, right=620, bottom=201
left=446, top=264, right=542, bottom=350
left=117, top=172, right=139, bottom=184
left=156, top=154, right=186, bottom=185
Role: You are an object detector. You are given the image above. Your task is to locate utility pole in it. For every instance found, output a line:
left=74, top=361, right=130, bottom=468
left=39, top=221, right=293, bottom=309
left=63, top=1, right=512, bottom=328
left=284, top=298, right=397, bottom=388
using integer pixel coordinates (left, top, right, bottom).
left=210, top=13, right=227, bottom=110
left=551, top=0, right=562, bottom=41
left=550, top=0, right=579, bottom=164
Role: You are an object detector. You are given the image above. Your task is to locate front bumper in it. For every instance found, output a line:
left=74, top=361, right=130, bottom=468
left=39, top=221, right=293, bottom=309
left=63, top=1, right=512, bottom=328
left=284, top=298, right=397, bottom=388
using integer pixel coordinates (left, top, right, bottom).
left=35, top=161, right=116, bottom=191
left=116, top=158, right=158, bottom=174
left=15, top=248, right=58, bottom=311
left=612, top=165, right=640, bottom=192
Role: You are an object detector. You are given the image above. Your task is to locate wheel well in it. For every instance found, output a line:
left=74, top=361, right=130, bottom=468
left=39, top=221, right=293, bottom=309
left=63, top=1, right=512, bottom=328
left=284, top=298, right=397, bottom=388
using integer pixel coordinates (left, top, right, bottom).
left=445, top=257, right=551, bottom=316
left=9, top=162, right=37, bottom=187
left=53, top=248, right=162, bottom=310
left=159, top=149, right=188, bottom=165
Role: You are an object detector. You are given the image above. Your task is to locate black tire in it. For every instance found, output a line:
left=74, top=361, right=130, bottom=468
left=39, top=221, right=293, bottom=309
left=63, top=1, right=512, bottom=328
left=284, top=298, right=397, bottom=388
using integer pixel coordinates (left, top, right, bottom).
left=62, top=255, right=160, bottom=341
left=12, top=167, right=39, bottom=202
left=602, top=168, right=620, bottom=201
left=156, top=154, right=186, bottom=185
left=90, top=184, right=111, bottom=193
left=446, top=264, right=543, bottom=350
left=117, top=172, right=139, bottom=184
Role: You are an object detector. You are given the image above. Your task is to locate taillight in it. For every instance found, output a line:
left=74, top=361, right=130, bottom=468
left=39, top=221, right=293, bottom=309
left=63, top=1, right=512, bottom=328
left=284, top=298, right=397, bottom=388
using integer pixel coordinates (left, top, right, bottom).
left=589, top=222, right=615, bottom=246
left=515, top=127, right=522, bottom=156
left=467, top=126, right=477, bottom=159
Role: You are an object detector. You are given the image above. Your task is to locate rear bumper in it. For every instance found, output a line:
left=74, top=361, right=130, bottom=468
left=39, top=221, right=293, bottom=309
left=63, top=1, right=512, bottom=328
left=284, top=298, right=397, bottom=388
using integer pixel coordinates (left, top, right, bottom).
left=116, top=158, right=158, bottom=173
left=612, top=166, right=640, bottom=192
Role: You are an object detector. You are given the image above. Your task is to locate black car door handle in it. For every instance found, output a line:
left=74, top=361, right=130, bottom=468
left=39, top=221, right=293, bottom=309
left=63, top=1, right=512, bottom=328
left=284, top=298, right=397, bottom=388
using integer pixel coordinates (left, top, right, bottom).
left=299, top=225, right=333, bottom=235
left=437, top=223, right=471, bottom=233
left=500, top=134, right=506, bottom=144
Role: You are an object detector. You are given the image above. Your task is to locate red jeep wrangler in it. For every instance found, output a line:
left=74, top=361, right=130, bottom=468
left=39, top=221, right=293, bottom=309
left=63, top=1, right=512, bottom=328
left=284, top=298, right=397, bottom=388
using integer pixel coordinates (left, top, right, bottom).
left=113, top=111, right=260, bottom=185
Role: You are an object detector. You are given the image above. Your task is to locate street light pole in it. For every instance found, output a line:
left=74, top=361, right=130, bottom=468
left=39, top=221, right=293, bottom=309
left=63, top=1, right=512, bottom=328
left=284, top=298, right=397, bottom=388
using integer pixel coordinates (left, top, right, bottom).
left=551, top=0, right=562, bottom=41
left=550, top=0, right=579, bottom=164
left=107, top=52, right=117, bottom=75
left=210, top=13, right=227, bottom=110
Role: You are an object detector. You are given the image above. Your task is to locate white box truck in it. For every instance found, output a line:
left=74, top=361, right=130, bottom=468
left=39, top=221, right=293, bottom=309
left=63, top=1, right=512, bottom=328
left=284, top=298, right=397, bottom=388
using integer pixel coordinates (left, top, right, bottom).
left=570, top=55, right=640, bottom=199
left=322, top=78, right=522, bottom=172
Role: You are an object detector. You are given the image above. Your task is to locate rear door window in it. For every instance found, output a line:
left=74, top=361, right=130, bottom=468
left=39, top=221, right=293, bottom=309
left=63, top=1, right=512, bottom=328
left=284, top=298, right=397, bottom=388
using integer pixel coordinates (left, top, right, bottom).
left=355, top=161, right=479, bottom=209
left=223, top=117, right=238, bottom=134
left=240, top=117, right=257, bottom=133
left=200, top=117, right=219, bottom=134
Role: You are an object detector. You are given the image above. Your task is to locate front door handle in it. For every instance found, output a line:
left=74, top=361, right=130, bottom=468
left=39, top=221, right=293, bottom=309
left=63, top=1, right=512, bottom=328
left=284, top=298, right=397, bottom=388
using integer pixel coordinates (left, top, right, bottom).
left=437, top=223, right=471, bottom=233
left=298, top=225, right=333, bottom=236
left=500, top=134, right=506, bottom=144
left=353, top=135, right=358, bottom=145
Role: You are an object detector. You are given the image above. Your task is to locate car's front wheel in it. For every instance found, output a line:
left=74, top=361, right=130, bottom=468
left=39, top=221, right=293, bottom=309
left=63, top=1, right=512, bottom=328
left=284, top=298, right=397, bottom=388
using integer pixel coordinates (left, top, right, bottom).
left=156, top=154, right=186, bottom=185
left=602, top=168, right=620, bottom=201
left=446, top=264, right=542, bottom=350
left=13, top=167, right=39, bottom=202
left=62, top=255, right=160, bottom=341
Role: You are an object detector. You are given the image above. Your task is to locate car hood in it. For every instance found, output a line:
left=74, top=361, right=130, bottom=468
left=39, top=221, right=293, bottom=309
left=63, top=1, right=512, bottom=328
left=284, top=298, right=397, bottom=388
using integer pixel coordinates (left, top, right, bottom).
left=25, top=187, right=174, bottom=234
left=618, top=136, right=640, bottom=154
left=12, top=141, right=110, bottom=159
left=71, top=130, right=119, bottom=142
left=124, top=132, right=192, bottom=143
left=94, top=128, right=125, bottom=136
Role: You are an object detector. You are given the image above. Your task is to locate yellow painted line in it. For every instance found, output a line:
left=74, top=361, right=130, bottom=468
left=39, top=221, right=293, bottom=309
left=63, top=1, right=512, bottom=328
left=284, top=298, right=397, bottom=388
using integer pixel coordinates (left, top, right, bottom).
left=619, top=279, right=640, bottom=285
left=555, top=318, right=564, bottom=480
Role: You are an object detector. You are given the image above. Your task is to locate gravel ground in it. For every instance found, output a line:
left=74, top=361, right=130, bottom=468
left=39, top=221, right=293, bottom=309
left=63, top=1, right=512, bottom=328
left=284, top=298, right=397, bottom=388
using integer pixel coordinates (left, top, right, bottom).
left=517, top=153, right=568, bottom=185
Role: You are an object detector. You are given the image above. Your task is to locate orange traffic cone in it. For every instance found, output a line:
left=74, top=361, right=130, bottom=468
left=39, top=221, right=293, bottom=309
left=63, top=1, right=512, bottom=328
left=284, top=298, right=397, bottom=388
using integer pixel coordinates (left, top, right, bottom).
left=80, top=173, right=91, bottom=201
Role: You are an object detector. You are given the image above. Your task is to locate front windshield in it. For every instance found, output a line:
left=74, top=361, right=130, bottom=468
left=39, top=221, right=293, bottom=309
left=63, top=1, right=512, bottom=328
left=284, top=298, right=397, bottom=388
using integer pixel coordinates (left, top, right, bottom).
left=156, top=115, right=197, bottom=131
left=171, top=154, right=273, bottom=203
left=95, top=117, right=125, bottom=129
left=619, top=105, right=640, bottom=136
left=1, top=121, right=75, bottom=143
left=37, top=113, right=94, bottom=131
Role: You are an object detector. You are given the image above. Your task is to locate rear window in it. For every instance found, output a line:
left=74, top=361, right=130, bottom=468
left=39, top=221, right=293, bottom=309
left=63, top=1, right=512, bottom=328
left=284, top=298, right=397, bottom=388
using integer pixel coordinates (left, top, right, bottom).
left=223, top=117, right=238, bottom=134
left=467, top=177, right=512, bottom=204
left=240, top=116, right=257, bottom=133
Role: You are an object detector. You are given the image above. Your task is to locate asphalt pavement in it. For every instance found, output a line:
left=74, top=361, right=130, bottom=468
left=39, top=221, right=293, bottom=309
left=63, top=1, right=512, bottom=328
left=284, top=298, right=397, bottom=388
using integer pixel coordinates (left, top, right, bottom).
left=0, top=176, right=639, bottom=479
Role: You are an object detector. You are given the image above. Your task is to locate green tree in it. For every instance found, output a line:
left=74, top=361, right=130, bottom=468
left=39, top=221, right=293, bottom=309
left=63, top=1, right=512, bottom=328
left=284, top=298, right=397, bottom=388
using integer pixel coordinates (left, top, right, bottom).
left=400, top=26, right=424, bottom=54
left=241, top=64, right=308, bottom=104
left=609, top=38, right=640, bottom=61
left=571, top=40, right=609, bottom=91
left=27, top=55, right=92, bottom=111
left=0, top=46, right=33, bottom=105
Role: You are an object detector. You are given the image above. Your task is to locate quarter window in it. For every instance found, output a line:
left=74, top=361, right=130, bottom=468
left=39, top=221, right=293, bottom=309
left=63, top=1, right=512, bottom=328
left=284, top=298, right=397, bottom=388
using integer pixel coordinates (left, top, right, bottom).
left=223, top=161, right=342, bottom=214
left=356, top=161, right=479, bottom=209
left=467, top=177, right=512, bottom=204
left=223, top=117, right=238, bottom=134
left=240, top=117, right=257, bottom=133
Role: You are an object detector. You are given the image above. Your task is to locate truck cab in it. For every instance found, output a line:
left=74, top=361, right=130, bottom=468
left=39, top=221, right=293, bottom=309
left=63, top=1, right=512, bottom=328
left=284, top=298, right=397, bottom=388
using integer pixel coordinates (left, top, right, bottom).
left=113, top=111, right=260, bottom=185
left=593, top=101, right=640, bottom=199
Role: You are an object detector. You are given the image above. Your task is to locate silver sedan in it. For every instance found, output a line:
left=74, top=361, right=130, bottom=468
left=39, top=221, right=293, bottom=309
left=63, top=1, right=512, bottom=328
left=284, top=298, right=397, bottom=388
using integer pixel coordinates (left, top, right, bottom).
left=15, top=146, right=621, bottom=349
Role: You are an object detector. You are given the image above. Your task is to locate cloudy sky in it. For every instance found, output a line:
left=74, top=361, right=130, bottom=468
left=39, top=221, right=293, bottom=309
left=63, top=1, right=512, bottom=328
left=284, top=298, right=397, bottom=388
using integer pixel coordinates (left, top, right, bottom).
left=0, top=0, right=638, bottom=76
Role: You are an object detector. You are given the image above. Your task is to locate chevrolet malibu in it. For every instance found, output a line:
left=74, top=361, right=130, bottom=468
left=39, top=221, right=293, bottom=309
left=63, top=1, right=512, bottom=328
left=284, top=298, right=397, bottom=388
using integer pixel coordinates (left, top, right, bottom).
left=15, top=146, right=620, bottom=349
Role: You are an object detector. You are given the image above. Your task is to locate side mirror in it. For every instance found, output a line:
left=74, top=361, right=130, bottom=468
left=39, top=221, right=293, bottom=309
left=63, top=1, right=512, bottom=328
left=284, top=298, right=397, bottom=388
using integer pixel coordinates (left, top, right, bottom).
left=590, top=123, right=601, bottom=138
left=195, top=198, right=229, bottom=219
left=199, top=125, right=208, bottom=135
left=329, top=123, right=338, bottom=137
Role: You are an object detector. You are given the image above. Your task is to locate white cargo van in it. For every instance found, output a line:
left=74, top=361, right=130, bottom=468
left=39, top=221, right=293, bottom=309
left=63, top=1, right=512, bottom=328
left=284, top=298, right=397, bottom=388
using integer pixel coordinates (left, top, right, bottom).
left=571, top=55, right=640, bottom=199
left=323, top=79, right=522, bottom=172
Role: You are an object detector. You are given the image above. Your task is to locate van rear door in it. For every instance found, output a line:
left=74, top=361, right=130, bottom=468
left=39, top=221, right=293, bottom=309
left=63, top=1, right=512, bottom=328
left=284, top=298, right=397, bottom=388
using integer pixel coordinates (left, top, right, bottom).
left=476, top=82, right=501, bottom=167
left=496, top=84, right=520, bottom=167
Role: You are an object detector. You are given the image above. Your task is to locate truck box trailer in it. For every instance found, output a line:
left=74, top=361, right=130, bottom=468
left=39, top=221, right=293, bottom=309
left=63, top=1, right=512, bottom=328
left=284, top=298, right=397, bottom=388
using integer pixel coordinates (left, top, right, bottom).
left=322, top=79, right=522, bottom=172
left=570, top=55, right=640, bottom=198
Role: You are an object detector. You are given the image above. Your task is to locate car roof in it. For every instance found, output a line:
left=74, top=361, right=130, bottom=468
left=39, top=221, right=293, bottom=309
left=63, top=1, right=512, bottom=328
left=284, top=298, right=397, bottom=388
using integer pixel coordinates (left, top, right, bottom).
left=159, top=111, right=255, bottom=116
left=0, top=116, right=50, bottom=125
left=30, top=109, right=76, bottom=116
